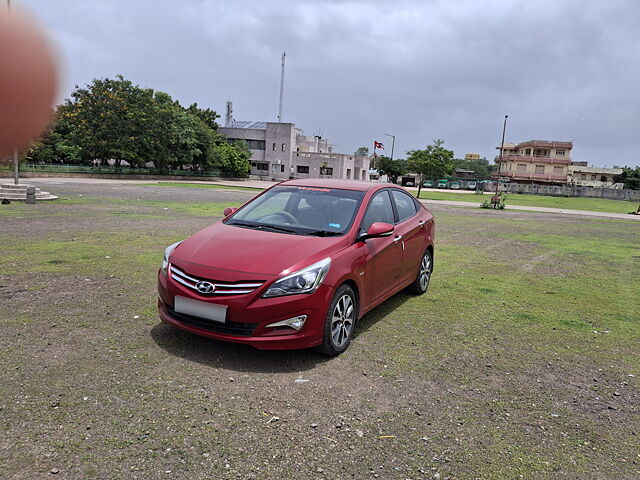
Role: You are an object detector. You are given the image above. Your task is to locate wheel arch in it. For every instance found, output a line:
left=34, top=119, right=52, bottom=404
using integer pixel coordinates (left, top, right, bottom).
left=427, top=244, right=434, bottom=270
left=332, top=277, right=361, bottom=319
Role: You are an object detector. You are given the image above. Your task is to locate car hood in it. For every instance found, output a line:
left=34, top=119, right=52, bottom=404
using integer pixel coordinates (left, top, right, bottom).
left=171, top=222, right=348, bottom=277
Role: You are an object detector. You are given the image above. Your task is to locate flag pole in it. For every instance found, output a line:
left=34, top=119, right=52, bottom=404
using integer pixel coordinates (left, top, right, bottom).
left=372, top=141, right=377, bottom=170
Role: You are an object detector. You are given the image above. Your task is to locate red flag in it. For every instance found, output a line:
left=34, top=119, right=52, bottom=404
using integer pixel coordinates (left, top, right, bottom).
left=374, top=141, right=384, bottom=149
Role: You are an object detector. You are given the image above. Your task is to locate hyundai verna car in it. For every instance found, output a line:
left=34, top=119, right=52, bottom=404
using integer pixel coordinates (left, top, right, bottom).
left=157, top=179, right=435, bottom=356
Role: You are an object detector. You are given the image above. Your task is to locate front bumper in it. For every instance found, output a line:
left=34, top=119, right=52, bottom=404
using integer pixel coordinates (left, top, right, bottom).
left=157, top=269, right=331, bottom=350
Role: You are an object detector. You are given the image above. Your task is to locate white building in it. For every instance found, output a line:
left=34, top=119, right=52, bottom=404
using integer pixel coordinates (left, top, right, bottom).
left=568, top=162, right=623, bottom=188
left=218, top=121, right=370, bottom=181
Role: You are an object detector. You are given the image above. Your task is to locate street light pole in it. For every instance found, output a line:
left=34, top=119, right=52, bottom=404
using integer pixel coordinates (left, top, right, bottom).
left=384, top=133, right=395, bottom=161
left=495, top=115, right=508, bottom=196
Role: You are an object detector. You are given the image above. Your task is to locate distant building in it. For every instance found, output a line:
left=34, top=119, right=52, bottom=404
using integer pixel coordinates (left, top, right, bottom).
left=568, top=163, right=622, bottom=187
left=454, top=168, right=476, bottom=179
left=218, top=121, right=370, bottom=181
left=494, top=140, right=573, bottom=185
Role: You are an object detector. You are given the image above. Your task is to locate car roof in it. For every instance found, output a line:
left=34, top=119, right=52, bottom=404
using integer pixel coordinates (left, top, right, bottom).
left=278, top=178, right=396, bottom=192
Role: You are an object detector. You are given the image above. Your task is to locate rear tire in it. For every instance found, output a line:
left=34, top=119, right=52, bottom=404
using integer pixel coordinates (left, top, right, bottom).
left=316, top=284, right=357, bottom=356
left=408, top=249, right=432, bottom=295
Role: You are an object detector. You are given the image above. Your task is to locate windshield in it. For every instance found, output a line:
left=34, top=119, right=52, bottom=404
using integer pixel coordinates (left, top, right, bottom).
left=225, top=186, right=365, bottom=236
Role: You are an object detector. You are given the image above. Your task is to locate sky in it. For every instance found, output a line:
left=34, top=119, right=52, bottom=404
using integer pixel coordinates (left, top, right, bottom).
left=19, top=0, right=640, bottom=167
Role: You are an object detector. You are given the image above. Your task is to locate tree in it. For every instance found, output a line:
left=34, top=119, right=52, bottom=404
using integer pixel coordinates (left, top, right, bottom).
left=354, top=146, right=369, bottom=157
left=213, top=140, right=250, bottom=176
left=25, top=75, right=250, bottom=177
left=376, top=155, right=406, bottom=184
left=406, top=139, right=455, bottom=197
left=617, top=166, right=640, bottom=190
left=451, top=157, right=494, bottom=179
left=64, top=75, right=158, bottom=167
left=26, top=104, right=82, bottom=164
left=186, top=103, right=220, bottom=131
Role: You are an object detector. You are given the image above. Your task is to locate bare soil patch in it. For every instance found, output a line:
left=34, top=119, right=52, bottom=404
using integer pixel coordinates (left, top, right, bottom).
left=1, top=182, right=638, bottom=479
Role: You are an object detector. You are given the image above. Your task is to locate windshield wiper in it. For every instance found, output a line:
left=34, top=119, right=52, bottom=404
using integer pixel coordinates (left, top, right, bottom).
left=230, top=221, right=297, bottom=234
left=256, top=224, right=299, bottom=234
left=306, top=230, right=342, bottom=237
left=227, top=221, right=261, bottom=229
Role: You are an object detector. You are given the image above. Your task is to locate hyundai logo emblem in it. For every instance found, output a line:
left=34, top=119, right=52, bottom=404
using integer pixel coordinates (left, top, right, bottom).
left=195, top=281, right=215, bottom=294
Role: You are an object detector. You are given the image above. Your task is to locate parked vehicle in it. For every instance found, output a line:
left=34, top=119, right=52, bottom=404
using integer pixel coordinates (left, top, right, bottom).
left=467, top=181, right=477, bottom=190
left=450, top=182, right=460, bottom=190
left=158, top=179, right=435, bottom=356
left=401, top=177, right=417, bottom=187
left=437, top=180, right=448, bottom=189
left=423, top=180, right=433, bottom=188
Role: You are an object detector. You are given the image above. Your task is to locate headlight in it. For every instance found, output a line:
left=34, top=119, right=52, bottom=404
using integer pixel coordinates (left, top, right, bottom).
left=161, top=241, right=182, bottom=276
left=262, top=257, right=331, bottom=298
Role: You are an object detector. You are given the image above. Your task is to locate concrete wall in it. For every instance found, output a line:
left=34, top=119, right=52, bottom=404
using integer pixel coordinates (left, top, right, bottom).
left=482, top=181, right=640, bottom=201
left=264, top=122, right=296, bottom=181
left=292, top=153, right=370, bottom=180
left=503, top=160, right=568, bottom=176
left=568, top=166, right=622, bottom=187
left=295, top=135, right=332, bottom=153
left=218, top=122, right=371, bottom=182
left=220, top=123, right=296, bottom=180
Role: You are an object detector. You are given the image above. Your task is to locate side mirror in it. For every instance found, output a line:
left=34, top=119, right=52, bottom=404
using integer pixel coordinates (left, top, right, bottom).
left=358, top=222, right=394, bottom=242
left=223, top=207, right=238, bottom=217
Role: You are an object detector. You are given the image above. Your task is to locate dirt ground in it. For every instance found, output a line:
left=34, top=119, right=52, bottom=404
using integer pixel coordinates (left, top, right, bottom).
left=1, top=182, right=638, bottom=479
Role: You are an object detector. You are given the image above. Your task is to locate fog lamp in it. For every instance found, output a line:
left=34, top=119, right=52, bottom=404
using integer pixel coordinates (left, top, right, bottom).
left=266, top=315, right=308, bottom=331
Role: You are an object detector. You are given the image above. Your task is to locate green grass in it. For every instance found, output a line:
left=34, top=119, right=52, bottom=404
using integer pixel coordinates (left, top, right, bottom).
left=415, top=190, right=640, bottom=214
left=58, top=195, right=237, bottom=217
left=361, top=213, right=640, bottom=375
left=0, top=231, right=183, bottom=276
left=1, top=194, right=639, bottom=479
left=0, top=195, right=237, bottom=218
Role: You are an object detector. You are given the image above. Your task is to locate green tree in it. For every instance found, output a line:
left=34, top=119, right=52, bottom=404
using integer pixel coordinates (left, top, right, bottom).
left=144, top=91, right=201, bottom=171
left=376, top=155, right=406, bottom=184
left=451, top=157, right=494, bottom=179
left=186, top=103, right=220, bottom=131
left=213, top=140, right=250, bottom=176
left=66, top=75, right=159, bottom=167
left=26, top=104, right=83, bottom=164
left=617, top=166, right=640, bottom=190
left=25, top=75, right=250, bottom=177
left=406, top=139, right=455, bottom=197
left=354, top=146, right=369, bottom=156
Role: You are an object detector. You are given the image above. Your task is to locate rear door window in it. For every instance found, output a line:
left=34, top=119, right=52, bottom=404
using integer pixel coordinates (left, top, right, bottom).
left=391, top=189, right=417, bottom=223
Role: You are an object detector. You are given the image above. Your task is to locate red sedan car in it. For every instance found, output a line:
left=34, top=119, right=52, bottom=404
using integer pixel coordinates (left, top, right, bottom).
left=157, top=179, right=435, bottom=355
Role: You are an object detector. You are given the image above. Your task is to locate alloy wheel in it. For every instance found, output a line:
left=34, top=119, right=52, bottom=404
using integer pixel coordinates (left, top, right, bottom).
left=419, top=254, right=431, bottom=291
left=331, top=294, right=354, bottom=347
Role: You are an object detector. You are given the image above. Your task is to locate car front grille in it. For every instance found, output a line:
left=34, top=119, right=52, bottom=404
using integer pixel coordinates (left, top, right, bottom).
left=169, top=265, right=264, bottom=296
left=166, top=306, right=258, bottom=337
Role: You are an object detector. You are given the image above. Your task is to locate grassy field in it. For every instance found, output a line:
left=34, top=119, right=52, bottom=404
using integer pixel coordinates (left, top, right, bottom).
left=415, top=189, right=640, bottom=214
left=149, top=180, right=640, bottom=215
left=153, top=181, right=261, bottom=192
left=0, top=186, right=639, bottom=479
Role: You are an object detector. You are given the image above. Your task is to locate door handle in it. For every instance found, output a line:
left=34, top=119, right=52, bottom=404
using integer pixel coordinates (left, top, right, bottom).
left=418, top=220, right=426, bottom=227
left=393, top=235, right=403, bottom=243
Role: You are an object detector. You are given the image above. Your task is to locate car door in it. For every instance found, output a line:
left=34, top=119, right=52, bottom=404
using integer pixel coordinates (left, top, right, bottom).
left=359, top=190, right=403, bottom=306
left=390, top=189, right=425, bottom=280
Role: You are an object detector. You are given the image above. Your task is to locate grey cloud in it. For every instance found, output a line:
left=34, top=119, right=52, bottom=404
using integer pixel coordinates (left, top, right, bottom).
left=20, top=0, right=640, bottom=166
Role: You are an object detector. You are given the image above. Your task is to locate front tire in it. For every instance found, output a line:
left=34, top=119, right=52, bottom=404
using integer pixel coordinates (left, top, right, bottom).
left=317, top=284, right=357, bottom=356
left=408, top=249, right=432, bottom=294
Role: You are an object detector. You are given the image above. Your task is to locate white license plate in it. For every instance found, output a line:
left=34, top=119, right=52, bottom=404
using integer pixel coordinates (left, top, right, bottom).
left=174, top=296, right=227, bottom=323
